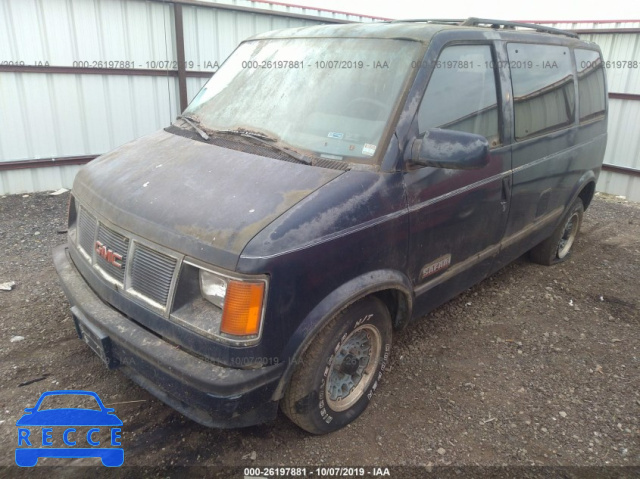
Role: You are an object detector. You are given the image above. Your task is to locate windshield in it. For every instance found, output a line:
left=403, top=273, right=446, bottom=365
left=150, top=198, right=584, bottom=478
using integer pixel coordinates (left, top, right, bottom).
left=184, top=37, right=422, bottom=164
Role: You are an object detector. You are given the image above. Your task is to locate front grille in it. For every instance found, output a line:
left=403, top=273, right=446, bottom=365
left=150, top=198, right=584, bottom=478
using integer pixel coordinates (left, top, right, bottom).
left=72, top=203, right=179, bottom=311
left=95, top=224, right=129, bottom=284
left=78, top=208, right=97, bottom=259
left=129, top=243, right=177, bottom=307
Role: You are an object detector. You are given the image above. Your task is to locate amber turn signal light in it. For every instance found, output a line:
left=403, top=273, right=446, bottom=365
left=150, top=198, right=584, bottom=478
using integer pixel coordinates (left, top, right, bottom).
left=220, top=280, right=265, bottom=336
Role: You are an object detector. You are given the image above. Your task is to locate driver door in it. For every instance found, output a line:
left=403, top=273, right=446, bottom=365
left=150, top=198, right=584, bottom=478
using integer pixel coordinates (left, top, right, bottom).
left=403, top=43, right=511, bottom=312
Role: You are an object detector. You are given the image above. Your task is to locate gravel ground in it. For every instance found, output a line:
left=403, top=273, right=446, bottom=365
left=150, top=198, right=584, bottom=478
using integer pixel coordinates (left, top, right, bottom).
left=0, top=191, right=638, bottom=477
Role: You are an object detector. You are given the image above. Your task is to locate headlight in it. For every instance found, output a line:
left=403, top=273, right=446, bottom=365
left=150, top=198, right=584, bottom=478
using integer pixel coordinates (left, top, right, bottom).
left=200, top=270, right=265, bottom=336
left=200, top=270, right=227, bottom=308
left=170, top=261, right=268, bottom=345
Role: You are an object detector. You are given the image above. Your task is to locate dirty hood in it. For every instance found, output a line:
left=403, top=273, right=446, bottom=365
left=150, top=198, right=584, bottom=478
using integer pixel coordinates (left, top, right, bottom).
left=73, top=129, right=343, bottom=270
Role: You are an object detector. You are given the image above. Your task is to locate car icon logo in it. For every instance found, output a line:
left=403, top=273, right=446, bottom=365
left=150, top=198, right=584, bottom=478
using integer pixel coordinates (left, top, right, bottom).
left=15, top=390, right=123, bottom=467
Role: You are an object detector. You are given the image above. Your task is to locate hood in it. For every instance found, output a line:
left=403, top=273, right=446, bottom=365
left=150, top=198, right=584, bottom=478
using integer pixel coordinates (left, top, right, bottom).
left=73, top=130, right=344, bottom=270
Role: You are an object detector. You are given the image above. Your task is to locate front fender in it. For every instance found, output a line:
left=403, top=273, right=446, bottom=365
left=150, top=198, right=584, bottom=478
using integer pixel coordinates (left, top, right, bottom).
left=271, top=269, right=413, bottom=400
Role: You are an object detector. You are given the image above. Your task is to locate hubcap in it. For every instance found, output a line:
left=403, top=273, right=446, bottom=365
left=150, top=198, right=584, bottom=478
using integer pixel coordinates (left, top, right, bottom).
left=557, top=212, right=579, bottom=259
left=339, top=353, right=360, bottom=376
left=326, top=325, right=382, bottom=412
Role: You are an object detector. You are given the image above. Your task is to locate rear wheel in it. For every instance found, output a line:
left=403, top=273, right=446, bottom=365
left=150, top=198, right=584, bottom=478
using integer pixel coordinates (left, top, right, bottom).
left=530, top=198, right=584, bottom=265
left=282, top=297, right=392, bottom=434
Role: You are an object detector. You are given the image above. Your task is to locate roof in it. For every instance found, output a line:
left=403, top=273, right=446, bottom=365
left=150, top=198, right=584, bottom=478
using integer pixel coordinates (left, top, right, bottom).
left=248, top=18, right=580, bottom=43
left=249, top=21, right=452, bottom=42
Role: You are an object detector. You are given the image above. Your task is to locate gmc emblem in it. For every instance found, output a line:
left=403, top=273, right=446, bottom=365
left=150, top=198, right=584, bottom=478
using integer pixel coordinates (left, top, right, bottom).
left=95, top=241, right=123, bottom=268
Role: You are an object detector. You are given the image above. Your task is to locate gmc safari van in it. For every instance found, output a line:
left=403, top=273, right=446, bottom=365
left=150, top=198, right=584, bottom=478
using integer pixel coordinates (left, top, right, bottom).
left=54, top=18, right=607, bottom=434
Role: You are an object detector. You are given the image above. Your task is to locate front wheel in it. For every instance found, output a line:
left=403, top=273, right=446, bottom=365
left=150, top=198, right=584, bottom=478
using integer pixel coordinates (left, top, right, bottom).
left=530, top=198, right=584, bottom=265
left=281, top=297, right=392, bottom=434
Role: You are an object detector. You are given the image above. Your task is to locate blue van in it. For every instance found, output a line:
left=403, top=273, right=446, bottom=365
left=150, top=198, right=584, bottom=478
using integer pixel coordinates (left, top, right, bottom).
left=53, top=18, right=607, bottom=434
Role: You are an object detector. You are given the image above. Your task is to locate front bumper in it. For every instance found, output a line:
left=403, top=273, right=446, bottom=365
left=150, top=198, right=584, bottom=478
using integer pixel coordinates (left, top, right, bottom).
left=53, top=244, right=284, bottom=428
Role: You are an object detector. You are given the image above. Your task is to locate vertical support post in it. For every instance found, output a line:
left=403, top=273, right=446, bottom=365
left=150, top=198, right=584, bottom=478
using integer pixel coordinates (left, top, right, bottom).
left=174, top=3, right=188, bottom=112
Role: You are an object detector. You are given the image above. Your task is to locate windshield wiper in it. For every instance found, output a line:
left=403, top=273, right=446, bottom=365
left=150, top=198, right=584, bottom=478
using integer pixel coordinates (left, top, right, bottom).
left=215, top=128, right=275, bottom=142
left=213, top=128, right=312, bottom=165
left=177, top=115, right=210, bottom=141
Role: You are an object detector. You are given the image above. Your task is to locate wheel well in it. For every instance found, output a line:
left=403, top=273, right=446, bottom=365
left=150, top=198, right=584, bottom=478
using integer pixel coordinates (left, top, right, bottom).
left=273, top=285, right=412, bottom=401
left=578, top=181, right=596, bottom=210
left=372, top=288, right=411, bottom=329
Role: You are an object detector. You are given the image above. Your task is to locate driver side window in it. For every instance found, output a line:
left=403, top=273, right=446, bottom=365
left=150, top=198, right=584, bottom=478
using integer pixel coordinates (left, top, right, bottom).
left=418, top=44, right=500, bottom=147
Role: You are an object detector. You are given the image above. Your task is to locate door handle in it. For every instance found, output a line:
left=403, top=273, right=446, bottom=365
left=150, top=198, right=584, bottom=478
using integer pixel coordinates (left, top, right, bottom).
left=501, top=176, right=511, bottom=212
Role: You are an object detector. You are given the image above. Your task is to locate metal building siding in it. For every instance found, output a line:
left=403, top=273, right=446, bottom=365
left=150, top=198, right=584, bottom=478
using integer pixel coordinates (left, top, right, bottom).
left=0, top=164, right=82, bottom=196
left=0, top=73, right=29, bottom=161
left=2, top=6, right=637, bottom=199
left=605, top=100, right=640, bottom=169
left=599, top=170, right=639, bottom=201
left=577, top=33, right=640, bottom=95
left=186, top=76, right=209, bottom=101
left=203, top=0, right=383, bottom=23
left=182, top=5, right=322, bottom=72
left=0, top=0, right=177, bottom=165
left=0, top=0, right=174, bottom=67
left=541, top=21, right=640, bottom=30
left=581, top=28, right=640, bottom=201
left=536, top=22, right=640, bottom=97
left=0, top=2, right=179, bottom=193
left=539, top=21, right=640, bottom=200
left=2, top=0, right=380, bottom=195
left=601, top=99, right=640, bottom=202
left=0, top=73, right=178, bottom=160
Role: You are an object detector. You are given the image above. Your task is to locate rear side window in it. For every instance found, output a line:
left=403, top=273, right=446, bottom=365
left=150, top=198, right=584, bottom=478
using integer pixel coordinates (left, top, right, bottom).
left=574, top=49, right=606, bottom=122
left=418, top=45, right=500, bottom=147
left=507, top=43, right=575, bottom=140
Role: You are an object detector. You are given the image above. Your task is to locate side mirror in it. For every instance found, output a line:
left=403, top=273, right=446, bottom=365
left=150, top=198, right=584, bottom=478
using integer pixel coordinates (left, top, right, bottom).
left=410, top=128, right=490, bottom=169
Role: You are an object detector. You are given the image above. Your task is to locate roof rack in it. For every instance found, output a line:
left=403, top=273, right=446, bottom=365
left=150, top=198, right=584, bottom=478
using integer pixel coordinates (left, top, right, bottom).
left=388, top=17, right=578, bottom=39
left=460, top=17, right=579, bottom=38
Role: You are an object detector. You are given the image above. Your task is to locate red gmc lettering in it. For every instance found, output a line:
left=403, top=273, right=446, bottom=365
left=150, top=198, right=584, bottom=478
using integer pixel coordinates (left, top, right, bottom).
left=95, top=241, right=123, bottom=268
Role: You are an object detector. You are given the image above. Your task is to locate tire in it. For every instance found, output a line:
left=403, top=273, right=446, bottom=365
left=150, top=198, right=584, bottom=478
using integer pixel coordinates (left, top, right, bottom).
left=530, top=198, right=584, bottom=265
left=281, top=296, right=392, bottom=434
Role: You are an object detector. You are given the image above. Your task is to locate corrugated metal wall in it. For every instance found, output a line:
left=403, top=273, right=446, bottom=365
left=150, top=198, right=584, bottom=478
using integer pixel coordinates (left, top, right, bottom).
left=1, top=11, right=638, bottom=200
left=584, top=31, right=640, bottom=202
left=190, top=0, right=384, bottom=23
left=0, top=0, right=174, bottom=194
left=180, top=2, right=329, bottom=98
left=541, top=22, right=640, bottom=201
left=0, top=0, right=382, bottom=195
